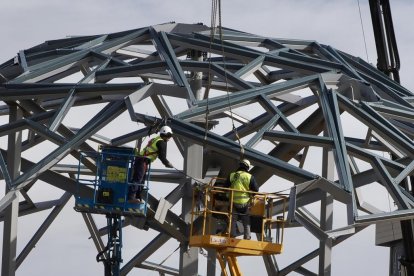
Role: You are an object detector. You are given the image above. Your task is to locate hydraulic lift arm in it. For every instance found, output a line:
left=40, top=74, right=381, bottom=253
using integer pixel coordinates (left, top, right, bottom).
left=369, top=0, right=401, bottom=82
left=369, top=1, right=414, bottom=274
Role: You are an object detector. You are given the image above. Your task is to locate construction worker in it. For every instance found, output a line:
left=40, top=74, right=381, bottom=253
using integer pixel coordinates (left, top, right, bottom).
left=225, top=159, right=258, bottom=240
left=128, top=126, right=174, bottom=203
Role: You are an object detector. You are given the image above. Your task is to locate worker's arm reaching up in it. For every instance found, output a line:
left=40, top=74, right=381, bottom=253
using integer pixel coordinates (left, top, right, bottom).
left=156, top=139, right=173, bottom=168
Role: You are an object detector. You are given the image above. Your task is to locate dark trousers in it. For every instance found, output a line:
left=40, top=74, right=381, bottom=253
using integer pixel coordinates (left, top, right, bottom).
left=231, top=203, right=251, bottom=239
left=128, top=157, right=148, bottom=200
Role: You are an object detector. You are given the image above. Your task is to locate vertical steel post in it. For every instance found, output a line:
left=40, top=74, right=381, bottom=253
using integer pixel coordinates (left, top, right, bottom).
left=189, top=50, right=205, bottom=101
left=318, top=137, right=334, bottom=275
left=179, top=143, right=202, bottom=275
left=2, top=104, right=22, bottom=276
left=179, top=50, right=204, bottom=276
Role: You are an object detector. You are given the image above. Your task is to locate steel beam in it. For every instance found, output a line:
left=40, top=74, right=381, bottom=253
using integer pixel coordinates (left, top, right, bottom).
left=120, top=233, right=170, bottom=276
left=0, top=22, right=413, bottom=276
left=2, top=104, right=22, bottom=276
left=12, top=100, right=126, bottom=189
left=318, top=144, right=334, bottom=276
left=16, top=192, right=71, bottom=268
left=81, top=212, right=107, bottom=259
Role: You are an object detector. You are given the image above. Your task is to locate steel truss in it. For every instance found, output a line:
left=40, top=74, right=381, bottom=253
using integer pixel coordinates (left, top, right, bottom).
left=0, top=22, right=413, bottom=275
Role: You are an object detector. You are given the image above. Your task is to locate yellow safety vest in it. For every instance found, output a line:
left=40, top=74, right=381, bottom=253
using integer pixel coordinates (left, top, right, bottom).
left=229, top=171, right=252, bottom=204
left=139, top=136, right=163, bottom=162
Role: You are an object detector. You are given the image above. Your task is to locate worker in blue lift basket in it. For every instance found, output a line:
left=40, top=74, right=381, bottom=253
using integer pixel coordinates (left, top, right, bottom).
left=225, top=159, right=258, bottom=240
left=128, top=126, right=174, bottom=203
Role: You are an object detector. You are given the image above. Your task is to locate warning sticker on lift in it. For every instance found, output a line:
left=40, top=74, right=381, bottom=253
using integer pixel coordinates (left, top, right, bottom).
left=210, top=236, right=228, bottom=245
left=106, top=166, right=127, bottom=182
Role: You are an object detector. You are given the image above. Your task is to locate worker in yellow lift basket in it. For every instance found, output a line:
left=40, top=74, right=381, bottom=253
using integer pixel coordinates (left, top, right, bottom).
left=224, top=159, right=259, bottom=240
left=128, top=126, right=174, bottom=203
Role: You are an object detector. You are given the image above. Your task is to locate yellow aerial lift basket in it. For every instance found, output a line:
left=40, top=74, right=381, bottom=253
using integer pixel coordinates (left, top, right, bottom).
left=189, top=178, right=287, bottom=275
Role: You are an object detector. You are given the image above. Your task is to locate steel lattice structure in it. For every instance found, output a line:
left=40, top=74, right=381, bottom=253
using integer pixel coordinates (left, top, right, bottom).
left=0, top=22, right=414, bottom=275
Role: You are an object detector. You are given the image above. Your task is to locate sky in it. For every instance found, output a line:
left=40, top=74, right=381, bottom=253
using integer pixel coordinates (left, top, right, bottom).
left=1, top=0, right=413, bottom=275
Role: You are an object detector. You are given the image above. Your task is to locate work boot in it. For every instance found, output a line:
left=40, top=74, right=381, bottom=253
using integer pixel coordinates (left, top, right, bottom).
left=127, top=194, right=141, bottom=204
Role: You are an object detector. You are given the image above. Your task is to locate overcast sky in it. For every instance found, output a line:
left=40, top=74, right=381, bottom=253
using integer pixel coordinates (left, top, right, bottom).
left=1, top=1, right=413, bottom=275
left=1, top=0, right=414, bottom=91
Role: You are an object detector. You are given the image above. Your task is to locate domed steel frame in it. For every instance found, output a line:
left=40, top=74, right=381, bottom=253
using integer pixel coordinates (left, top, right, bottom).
left=0, top=22, right=413, bottom=275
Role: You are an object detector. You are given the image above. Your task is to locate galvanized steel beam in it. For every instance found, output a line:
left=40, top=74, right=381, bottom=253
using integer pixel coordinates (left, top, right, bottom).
left=0, top=22, right=413, bottom=275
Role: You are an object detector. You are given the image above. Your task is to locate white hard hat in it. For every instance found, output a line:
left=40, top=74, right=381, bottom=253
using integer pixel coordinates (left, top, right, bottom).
left=240, top=159, right=251, bottom=170
left=159, top=126, right=173, bottom=136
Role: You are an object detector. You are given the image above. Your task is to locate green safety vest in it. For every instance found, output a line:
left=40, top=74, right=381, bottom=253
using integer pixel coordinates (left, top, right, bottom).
left=138, top=136, right=163, bottom=162
left=229, top=171, right=252, bottom=204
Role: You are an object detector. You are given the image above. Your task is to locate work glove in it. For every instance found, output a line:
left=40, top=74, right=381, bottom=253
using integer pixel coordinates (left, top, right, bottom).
left=166, top=162, right=174, bottom=168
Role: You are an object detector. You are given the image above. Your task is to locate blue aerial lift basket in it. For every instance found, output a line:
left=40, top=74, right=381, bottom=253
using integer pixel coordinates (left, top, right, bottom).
left=74, top=146, right=149, bottom=216
left=74, top=146, right=151, bottom=276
